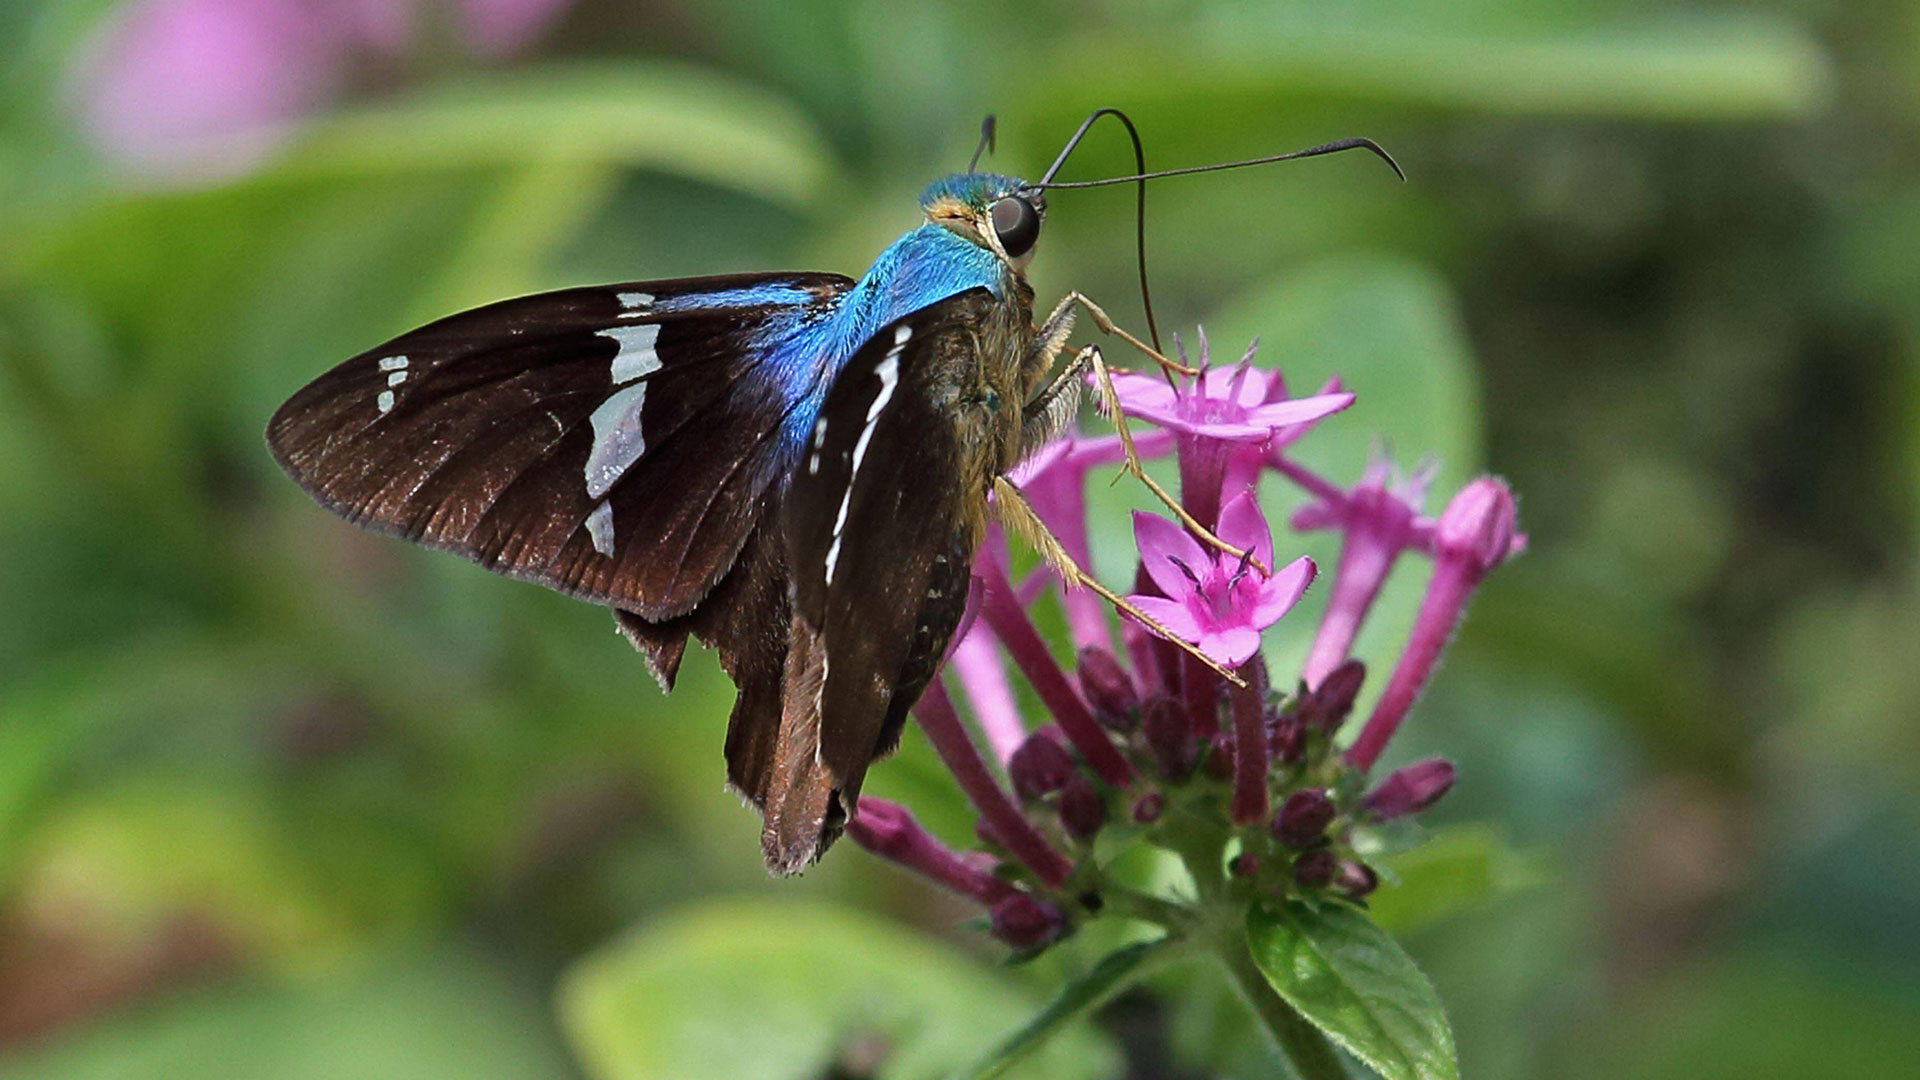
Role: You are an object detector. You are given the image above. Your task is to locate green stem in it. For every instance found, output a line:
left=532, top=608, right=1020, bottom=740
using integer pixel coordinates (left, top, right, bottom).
left=1099, top=886, right=1199, bottom=932
left=1217, top=941, right=1348, bottom=1080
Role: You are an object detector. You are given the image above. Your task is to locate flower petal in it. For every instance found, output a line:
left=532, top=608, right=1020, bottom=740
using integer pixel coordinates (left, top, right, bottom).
left=1124, top=594, right=1205, bottom=645
left=1246, top=390, right=1355, bottom=429
left=1216, top=491, right=1274, bottom=571
left=1247, top=555, right=1316, bottom=627
left=1132, top=511, right=1208, bottom=599
left=1197, top=626, right=1262, bottom=667
left=1105, top=372, right=1177, bottom=413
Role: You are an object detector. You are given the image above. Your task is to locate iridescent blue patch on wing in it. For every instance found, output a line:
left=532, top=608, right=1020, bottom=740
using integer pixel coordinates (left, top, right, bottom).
left=919, top=173, right=1029, bottom=211
left=737, top=224, right=1005, bottom=492
left=652, top=284, right=816, bottom=312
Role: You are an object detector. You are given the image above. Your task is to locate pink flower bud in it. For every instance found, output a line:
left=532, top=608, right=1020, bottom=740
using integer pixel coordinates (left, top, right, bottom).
left=1434, top=477, right=1518, bottom=578
left=1142, top=695, right=1194, bottom=780
left=1008, top=731, right=1075, bottom=801
left=990, top=894, right=1065, bottom=950
left=1308, top=659, right=1367, bottom=732
left=1057, top=776, right=1107, bottom=841
left=847, top=798, right=1015, bottom=905
left=1292, top=849, right=1336, bottom=888
left=1334, top=860, right=1379, bottom=899
left=1272, top=788, right=1336, bottom=848
left=1077, top=646, right=1139, bottom=730
left=1362, top=758, right=1457, bottom=821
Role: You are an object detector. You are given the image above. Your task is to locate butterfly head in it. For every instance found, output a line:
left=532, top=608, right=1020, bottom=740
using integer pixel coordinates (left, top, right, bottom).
left=919, top=172, right=1046, bottom=271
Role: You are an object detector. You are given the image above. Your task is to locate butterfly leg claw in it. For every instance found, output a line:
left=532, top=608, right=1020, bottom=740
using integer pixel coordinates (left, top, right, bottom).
left=1048, top=292, right=1197, bottom=378
left=991, top=476, right=1245, bottom=687
left=1034, top=342, right=1269, bottom=576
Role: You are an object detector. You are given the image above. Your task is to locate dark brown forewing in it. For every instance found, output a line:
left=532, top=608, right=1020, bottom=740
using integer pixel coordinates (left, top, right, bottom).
left=266, top=273, right=852, bottom=619
left=782, top=289, right=995, bottom=818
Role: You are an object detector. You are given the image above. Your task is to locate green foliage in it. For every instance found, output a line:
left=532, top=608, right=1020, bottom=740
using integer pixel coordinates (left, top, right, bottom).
left=1367, top=825, right=1541, bottom=934
left=2, top=0, right=1919, bottom=1077
left=1246, top=902, right=1458, bottom=1080
left=0, top=948, right=577, bottom=1080
left=558, top=899, right=1116, bottom=1080
left=962, top=939, right=1175, bottom=1079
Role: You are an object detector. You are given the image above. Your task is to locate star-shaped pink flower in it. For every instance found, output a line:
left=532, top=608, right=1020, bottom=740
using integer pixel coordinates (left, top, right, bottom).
left=1105, top=346, right=1353, bottom=444
left=1123, top=492, right=1316, bottom=667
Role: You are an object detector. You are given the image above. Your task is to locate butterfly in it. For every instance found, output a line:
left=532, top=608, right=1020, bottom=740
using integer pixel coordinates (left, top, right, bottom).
left=266, top=111, right=1398, bottom=873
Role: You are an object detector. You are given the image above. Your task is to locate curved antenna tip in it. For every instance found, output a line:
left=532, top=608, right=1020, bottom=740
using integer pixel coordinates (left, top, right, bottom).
left=1344, top=136, right=1406, bottom=182
left=968, top=114, right=997, bottom=173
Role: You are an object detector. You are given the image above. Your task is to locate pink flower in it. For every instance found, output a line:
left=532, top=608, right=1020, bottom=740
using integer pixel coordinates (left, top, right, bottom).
left=1291, top=452, right=1437, bottom=686
left=457, top=0, right=576, bottom=58
left=75, top=0, right=348, bottom=178
left=1105, top=333, right=1351, bottom=528
left=1106, top=350, right=1353, bottom=443
left=1010, top=428, right=1173, bottom=652
left=1345, top=477, right=1521, bottom=771
left=1124, top=493, right=1316, bottom=667
left=72, top=0, right=575, bottom=178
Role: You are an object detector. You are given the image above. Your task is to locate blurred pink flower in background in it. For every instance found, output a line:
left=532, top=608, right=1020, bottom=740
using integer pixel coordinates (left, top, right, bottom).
left=72, top=0, right=575, bottom=179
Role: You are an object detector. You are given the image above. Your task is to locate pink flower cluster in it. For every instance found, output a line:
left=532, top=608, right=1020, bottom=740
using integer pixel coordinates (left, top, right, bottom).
left=72, top=0, right=575, bottom=177
left=849, top=334, right=1523, bottom=951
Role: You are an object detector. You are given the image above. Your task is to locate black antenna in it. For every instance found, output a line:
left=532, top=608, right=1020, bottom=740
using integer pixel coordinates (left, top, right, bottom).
left=968, top=114, right=996, bottom=172
left=1034, top=108, right=1161, bottom=351
left=1036, top=136, right=1404, bottom=189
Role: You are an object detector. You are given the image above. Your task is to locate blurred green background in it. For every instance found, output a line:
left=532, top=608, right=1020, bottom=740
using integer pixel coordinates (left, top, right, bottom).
left=3, top=1, right=1918, bottom=1077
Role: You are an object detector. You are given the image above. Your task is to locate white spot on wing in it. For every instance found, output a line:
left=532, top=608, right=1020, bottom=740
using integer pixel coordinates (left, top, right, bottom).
left=824, top=324, right=911, bottom=586
left=584, top=382, right=647, bottom=498
left=600, top=323, right=662, bottom=385
left=616, top=291, right=654, bottom=315
left=377, top=389, right=395, bottom=414
left=386, top=371, right=407, bottom=387
left=585, top=500, right=616, bottom=556
left=377, top=355, right=409, bottom=371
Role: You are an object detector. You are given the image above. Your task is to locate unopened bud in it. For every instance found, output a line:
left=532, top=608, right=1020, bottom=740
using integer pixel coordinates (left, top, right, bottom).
left=1204, top=732, right=1235, bottom=780
left=1077, top=646, right=1139, bottom=730
left=1272, top=788, right=1335, bottom=848
left=1131, top=793, right=1164, bottom=824
left=1311, top=659, right=1366, bottom=732
left=1292, top=849, right=1336, bottom=889
left=1333, top=859, right=1379, bottom=899
left=1008, top=732, right=1075, bottom=801
left=1230, top=853, right=1260, bottom=878
left=1268, top=704, right=1306, bottom=764
left=990, top=894, right=1065, bottom=950
left=1057, top=776, right=1107, bottom=841
left=1434, top=477, right=1518, bottom=577
left=1142, top=695, right=1194, bottom=780
left=1362, top=758, right=1456, bottom=821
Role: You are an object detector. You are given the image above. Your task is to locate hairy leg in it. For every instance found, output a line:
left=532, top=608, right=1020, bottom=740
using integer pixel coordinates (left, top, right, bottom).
left=991, top=475, right=1243, bottom=687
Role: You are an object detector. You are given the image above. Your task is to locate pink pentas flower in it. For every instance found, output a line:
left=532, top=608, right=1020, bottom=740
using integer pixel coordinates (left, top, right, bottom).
left=75, top=0, right=348, bottom=178
left=1009, top=427, right=1173, bottom=652
left=73, top=0, right=575, bottom=178
left=459, top=0, right=576, bottom=57
left=1106, top=349, right=1354, bottom=444
left=1124, top=493, right=1316, bottom=668
left=1104, top=333, right=1351, bottom=527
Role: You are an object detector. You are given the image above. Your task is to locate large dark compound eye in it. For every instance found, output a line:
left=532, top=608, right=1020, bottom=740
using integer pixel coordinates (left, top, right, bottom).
left=989, top=196, right=1040, bottom=258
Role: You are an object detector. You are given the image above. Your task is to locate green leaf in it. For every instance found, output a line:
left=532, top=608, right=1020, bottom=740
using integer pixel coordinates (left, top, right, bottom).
left=1364, top=825, right=1543, bottom=934
left=1034, top=15, right=1831, bottom=122
left=271, top=63, right=835, bottom=208
left=559, top=899, right=1117, bottom=1080
left=0, top=946, right=575, bottom=1080
left=1245, top=902, right=1457, bottom=1080
left=964, top=939, right=1179, bottom=1079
